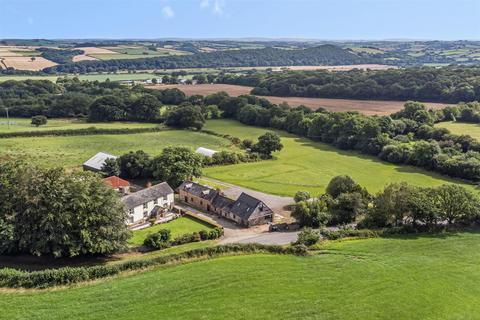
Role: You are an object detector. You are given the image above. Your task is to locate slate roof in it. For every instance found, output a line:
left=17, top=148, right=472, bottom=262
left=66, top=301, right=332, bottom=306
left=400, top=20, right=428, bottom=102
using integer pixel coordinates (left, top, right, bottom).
left=122, top=182, right=174, bottom=210
left=230, top=193, right=273, bottom=221
left=212, top=194, right=235, bottom=210
left=195, top=147, right=217, bottom=158
left=177, top=181, right=218, bottom=201
left=83, top=152, right=117, bottom=171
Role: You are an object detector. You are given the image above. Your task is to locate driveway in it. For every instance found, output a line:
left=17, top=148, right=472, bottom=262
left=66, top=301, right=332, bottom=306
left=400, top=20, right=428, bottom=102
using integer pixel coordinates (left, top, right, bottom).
left=200, top=177, right=294, bottom=220
left=180, top=204, right=299, bottom=245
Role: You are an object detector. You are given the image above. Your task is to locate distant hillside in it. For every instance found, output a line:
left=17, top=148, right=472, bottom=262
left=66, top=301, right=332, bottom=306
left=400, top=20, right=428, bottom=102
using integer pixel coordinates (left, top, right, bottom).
left=43, top=45, right=378, bottom=73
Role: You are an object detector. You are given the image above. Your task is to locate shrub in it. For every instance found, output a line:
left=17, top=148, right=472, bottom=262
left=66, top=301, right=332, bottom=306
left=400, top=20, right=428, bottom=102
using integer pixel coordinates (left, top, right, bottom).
left=143, top=229, right=171, bottom=250
left=294, top=191, right=311, bottom=203
left=295, top=228, right=320, bottom=246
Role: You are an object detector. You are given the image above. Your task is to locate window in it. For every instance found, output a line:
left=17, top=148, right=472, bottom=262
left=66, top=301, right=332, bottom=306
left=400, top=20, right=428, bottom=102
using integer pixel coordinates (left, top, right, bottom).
left=143, top=203, right=148, bottom=209
left=143, top=211, right=148, bottom=218
left=200, top=201, right=203, bottom=206
left=129, top=209, right=134, bottom=216
left=154, top=198, right=158, bottom=205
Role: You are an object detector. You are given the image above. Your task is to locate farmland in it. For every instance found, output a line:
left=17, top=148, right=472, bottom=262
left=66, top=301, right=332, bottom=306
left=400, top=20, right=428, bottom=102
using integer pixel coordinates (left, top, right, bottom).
left=203, top=120, right=475, bottom=196
left=128, top=216, right=215, bottom=246
left=155, top=84, right=449, bottom=115
left=2, top=232, right=480, bottom=319
left=0, top=118, right=159, bottom=133
left=435, top=121, right=480, bottom=140
left=0, top=128, right=233, bottom=168
left=0, top=73, right=155, bottom=82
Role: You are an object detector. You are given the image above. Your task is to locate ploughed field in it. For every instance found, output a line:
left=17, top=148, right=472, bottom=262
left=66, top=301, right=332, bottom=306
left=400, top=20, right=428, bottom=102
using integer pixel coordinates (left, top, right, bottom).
left=203, top=120, right=475, bottom=196
left=155, top=84, right=449, bottom=116
left=2, top=232, right=480, bottom=319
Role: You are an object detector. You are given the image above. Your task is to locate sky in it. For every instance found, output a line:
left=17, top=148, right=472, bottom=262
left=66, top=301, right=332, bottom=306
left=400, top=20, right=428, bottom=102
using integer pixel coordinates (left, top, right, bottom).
left=0, top=0, right=479, bottom=40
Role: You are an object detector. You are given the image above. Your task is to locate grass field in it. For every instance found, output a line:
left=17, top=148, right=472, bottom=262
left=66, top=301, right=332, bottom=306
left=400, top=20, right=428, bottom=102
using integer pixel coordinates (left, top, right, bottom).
left=435, top=121, right=480, bottom=140
left=0, top=73, right=155, bottom=82
left=2, top=232, right=480, bottom=319
left=0, top=129, right=233, bottom=168
left=128, top=216, right=215, bottom=246
left=203, top=120, right=476, bottom=196
left=155, top=84, right=449, bottom=116
left=0, top=118, right=159, bottom=133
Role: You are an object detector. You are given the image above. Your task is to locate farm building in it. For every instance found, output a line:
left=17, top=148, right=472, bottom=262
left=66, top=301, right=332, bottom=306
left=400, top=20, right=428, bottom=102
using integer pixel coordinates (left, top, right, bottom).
left=83, top=152, right=117, bottom=172
left=103, top=176, right=130, bottom=195
left=121, top=182, right=174, bottom=225
left=177, top=181, right=273, bottom=227
left=195, top=147, right=217, bottom=158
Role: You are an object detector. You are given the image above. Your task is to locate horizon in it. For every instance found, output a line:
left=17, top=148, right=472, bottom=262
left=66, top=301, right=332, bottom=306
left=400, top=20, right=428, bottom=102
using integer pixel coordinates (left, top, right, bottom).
left=1, top=0, right=479, bottom=40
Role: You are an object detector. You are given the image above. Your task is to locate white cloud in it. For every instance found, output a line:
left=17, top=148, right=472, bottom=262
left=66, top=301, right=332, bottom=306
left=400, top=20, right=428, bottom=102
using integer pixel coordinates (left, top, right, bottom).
left=162, top=6, right=175, bottom=19
left=200, top=0, right=225, bottom=16
left=212, top=0, right=225, bottom=15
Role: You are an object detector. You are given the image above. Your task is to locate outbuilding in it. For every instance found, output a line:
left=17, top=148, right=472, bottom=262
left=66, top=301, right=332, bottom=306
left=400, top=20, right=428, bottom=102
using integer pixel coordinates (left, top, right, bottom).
left=83, top=152, right=117, bottom=172
left=195, top=147, right=217, bottom=158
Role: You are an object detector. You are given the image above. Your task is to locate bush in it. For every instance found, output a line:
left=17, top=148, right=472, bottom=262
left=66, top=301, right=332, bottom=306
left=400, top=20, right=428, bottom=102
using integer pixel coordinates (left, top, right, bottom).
left=295, top=228, right=320, bottom=246
left=294, top=191, right=311, bottom=203
left=143, top=229, right=171, bottom=250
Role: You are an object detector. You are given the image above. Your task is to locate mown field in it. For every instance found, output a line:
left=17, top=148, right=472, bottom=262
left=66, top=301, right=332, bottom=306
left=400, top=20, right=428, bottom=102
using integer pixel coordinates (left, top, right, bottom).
left=203, top=120, right=476, bottom=196
left=0, top=128, right=233, bottom=168
left=0, top=118, right=159, bottom=133
left=435, top=121, right=480, bottom=140
left=2, top=232, right=480, bottom=319
left=128, top=216, right=215, bottom=246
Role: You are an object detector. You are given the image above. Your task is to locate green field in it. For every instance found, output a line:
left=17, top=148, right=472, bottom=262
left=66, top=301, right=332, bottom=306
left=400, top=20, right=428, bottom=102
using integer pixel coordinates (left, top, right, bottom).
left=0, top=118, right=159, bottom=133
left=0, top=129, right=233, bottom=168
left=203, top=120, right=476, bottom=196
left=436, top=121, right=480, bottom=140
left=2, top=232, right=480, bottom=319
left=0, top=73, right=155, bottom=82
left=128, top=216, right=215, bottom=246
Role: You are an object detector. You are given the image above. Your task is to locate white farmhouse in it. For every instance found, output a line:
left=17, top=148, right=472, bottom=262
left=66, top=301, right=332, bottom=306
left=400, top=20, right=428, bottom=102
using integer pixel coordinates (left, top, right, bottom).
left=195, top=147, right=217, bottom=158
left=83, top=152, right=117, bottom=172
left=121, top=182, right=174, bottom=225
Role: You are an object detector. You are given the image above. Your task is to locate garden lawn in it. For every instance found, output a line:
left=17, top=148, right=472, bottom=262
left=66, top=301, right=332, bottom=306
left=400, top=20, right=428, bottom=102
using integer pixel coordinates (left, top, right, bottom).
left=435, top=121, right=480, bottom=141
left=2, top=232, right=480, bottom=319
left=128, top=216, right=215, bottom=246
left=203, top=119, right=476, bottom=196
left=0, top=129, right=234, bottom=168
left=0, top=118, right=159, bottom=133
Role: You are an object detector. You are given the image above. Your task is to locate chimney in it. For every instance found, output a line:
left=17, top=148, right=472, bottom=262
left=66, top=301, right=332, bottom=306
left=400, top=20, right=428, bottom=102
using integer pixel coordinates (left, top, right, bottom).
left=146, top=181, right=152, bottom=188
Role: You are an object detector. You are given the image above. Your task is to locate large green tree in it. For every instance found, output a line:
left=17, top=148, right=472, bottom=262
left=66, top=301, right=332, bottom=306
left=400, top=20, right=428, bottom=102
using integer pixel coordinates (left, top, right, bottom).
left=0, top=161, right=129, bottom=257
left=150, top=146, right=203, bottom=187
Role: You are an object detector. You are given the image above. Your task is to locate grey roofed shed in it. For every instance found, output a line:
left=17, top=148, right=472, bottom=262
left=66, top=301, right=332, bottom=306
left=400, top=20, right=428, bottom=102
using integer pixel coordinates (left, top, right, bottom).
left=121, top=182, right=174, bottom=210
left=82, top=152, right=118, bottom=172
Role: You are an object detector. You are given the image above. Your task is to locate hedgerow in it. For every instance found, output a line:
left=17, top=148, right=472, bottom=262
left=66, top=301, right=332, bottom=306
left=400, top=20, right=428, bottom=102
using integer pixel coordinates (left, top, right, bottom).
left=0, top=127, right=165, bottom=139
left=0, top=243, right=307, bottom=289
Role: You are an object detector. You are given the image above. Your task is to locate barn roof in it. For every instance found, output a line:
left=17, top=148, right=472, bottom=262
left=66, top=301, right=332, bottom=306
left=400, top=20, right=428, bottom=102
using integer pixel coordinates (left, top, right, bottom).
left=177, top=181, right=218, bottom=201
left=230, top=193, right=273, bottom=221
left=83, top=152, right=117, bottom=172
left=103, top=176, right=130, bottom=188
left=195, top=147, right=217, bottom=158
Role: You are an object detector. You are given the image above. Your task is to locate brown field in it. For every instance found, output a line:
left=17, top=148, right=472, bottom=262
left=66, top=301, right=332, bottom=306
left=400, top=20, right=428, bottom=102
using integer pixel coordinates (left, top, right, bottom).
left=269, top=64, right=396, bottom=71
left=154, top=84, right=449, bottom=115
left=0, top=56, right=56, bottom=71
left=72, top=46, right=116, bottom=62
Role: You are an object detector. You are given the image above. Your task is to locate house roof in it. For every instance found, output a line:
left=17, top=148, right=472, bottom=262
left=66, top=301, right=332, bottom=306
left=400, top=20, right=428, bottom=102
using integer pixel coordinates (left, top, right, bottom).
left=195, top=147, right=217, bottom=158
left=103, top=176, right=130, bottom=188
left=177, top=181, right=218, bottom=201
left=230, top=192, right=273, bottom=221
left=212, top=194, right=235, bottom=210
left=121, top=182, right=174, bottom=210
left=83, top=152, right=117, bottom=171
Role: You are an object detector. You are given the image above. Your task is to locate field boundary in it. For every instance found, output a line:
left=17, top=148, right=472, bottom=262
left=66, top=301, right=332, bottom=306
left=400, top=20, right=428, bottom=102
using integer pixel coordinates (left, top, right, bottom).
left=0, top=126, right=166, bottom=139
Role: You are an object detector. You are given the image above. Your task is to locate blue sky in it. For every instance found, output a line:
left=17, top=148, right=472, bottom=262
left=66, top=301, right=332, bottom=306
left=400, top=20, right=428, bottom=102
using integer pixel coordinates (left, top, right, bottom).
left=1, top=0, right=479, bottom=40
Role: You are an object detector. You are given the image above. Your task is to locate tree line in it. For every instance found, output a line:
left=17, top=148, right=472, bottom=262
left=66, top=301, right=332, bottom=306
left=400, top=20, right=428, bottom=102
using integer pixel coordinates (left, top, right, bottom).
left=217, top=66, right=480, bottom=103
left=292, top=175, right=480, bottom=230
left=42, top=45, right=375, bottom=74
